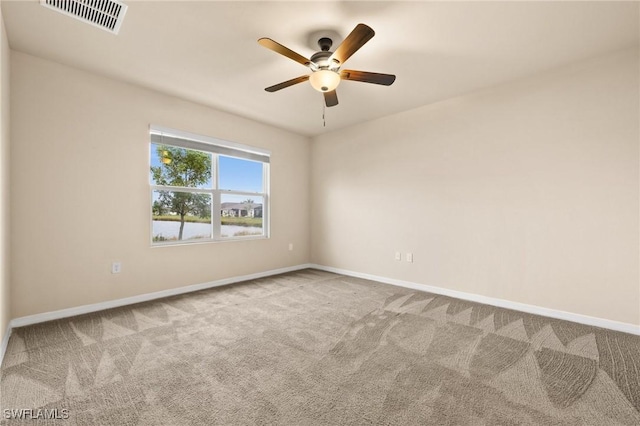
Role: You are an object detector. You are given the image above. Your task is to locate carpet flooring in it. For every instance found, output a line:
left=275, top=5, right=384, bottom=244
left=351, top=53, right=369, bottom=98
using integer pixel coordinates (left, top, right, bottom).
left=1, top=269, right=639, bottom=425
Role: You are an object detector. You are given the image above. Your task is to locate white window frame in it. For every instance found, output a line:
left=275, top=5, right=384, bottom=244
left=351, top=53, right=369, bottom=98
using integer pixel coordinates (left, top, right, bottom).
left=149, top=125, right=270, bottom=246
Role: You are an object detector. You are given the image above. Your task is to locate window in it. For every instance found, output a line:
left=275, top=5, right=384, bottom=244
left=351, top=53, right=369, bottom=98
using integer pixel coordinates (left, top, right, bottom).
left=149, top=126, right=269, bottom=245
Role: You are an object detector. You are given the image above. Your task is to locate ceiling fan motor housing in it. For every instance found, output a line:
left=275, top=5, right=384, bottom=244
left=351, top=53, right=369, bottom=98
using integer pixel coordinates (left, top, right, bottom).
left=310, top=51, right=335, bottom=68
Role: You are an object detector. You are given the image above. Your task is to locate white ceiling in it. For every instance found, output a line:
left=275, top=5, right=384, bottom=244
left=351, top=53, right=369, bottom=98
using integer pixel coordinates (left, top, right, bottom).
left=3, top=1, right=639, bottom=137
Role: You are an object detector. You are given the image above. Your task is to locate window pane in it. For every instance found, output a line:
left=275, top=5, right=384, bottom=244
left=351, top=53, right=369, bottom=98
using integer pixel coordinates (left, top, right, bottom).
left=150, top=143, right=212, bottom=189
left=152, top=190, right=212, bottom=243
left=220, top=194, right=264, bottom=238
left=219, top=155, right=263, bottom=193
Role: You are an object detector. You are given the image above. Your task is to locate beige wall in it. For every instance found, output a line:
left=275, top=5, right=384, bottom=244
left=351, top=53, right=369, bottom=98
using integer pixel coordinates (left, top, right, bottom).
left=311, top=48, right=640, bottom=326
left=10, top=51, right=310, bottom=318
left=0, top=7, right=10, bottom=339
left=7, top=45, right=640, bottom=327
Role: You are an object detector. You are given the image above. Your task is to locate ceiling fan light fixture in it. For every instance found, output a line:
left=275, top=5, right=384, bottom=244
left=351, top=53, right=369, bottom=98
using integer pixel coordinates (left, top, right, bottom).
left=309, top=70, right=341, bottom=93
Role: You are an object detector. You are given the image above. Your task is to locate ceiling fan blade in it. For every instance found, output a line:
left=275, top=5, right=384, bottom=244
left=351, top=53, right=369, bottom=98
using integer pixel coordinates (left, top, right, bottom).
left=340, top=69, right=396, bottom=86
left=330, top=24, right=375, bottom=65
left=265, top=75, right=309, bottom=92
left=324, top=90, right=338, bottom=107
left=258, top=38, right=311, bottom=68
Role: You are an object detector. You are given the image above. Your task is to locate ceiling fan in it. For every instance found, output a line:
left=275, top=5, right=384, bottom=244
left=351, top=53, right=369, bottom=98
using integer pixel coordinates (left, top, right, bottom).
left=258, top=23, right=396, bottom=107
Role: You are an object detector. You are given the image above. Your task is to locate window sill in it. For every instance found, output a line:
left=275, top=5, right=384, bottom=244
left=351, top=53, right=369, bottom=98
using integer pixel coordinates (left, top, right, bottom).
left=151, top=235, right=269, bottom=248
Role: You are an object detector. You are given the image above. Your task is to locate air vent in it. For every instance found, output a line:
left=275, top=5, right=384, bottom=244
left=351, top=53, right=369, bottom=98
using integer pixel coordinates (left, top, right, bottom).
left=40, top=0, right=128, bottom=35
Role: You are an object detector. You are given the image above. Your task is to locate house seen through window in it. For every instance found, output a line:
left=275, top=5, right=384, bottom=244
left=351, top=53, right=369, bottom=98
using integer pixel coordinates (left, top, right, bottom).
left=149, top=127, right=269, bottom=245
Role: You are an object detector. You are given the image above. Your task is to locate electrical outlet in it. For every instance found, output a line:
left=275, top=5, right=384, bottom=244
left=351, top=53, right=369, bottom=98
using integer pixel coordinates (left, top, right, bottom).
left=111, top=262, right=122, bottom=274
left=406, top=253, right=413, bottom=263
left=288, top=243, right=293, bottom=251
left=395, top=251, right=402, bottom=261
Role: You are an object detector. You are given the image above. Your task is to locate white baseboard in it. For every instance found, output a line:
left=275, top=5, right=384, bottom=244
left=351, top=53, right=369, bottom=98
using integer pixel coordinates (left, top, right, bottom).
left=8, top=263, right=313, bottom=330
left=0, top=324, right=11, bottom=368
left=310, top=264, right=640, bottom=336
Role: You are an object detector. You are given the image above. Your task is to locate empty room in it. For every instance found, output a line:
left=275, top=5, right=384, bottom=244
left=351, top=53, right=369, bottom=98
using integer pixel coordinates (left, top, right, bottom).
left=0, top=1, right=639, bottom=424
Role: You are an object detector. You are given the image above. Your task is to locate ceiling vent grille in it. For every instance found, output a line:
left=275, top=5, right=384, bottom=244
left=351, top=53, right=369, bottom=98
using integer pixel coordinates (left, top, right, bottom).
left=40, top=0, right=128, bottom=35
